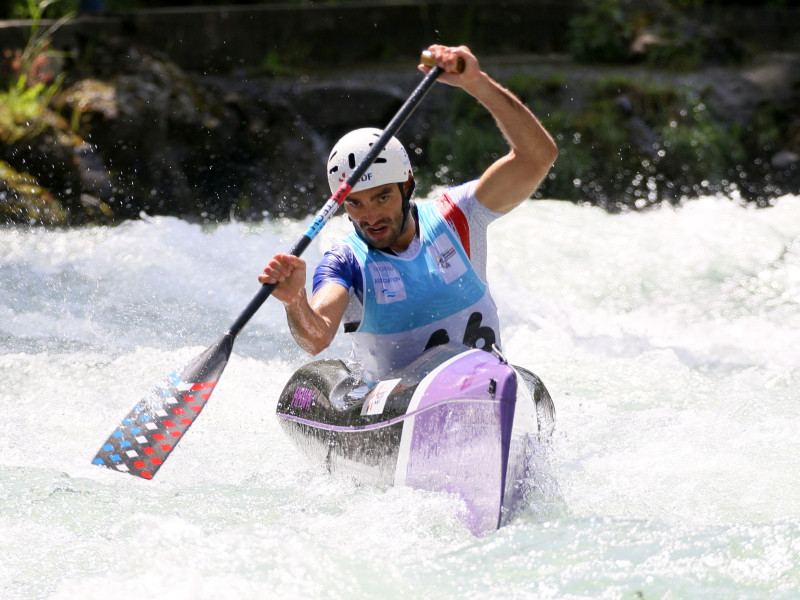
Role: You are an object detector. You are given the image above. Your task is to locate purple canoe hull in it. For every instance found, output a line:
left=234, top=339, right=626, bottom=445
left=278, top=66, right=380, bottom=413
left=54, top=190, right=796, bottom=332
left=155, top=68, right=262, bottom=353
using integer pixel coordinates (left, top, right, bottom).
left=276, top=344, right=554, bottom=535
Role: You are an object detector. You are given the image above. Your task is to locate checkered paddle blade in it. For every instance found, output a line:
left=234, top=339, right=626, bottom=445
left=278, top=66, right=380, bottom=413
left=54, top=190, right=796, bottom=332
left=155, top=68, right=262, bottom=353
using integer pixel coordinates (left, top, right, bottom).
left=92, top=334, right=234, bottom=479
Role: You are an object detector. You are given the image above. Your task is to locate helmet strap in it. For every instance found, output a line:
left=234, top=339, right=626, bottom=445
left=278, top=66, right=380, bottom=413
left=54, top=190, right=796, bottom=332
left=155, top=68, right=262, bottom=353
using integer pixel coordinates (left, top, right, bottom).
left=398, top=177, right=416, bottom=234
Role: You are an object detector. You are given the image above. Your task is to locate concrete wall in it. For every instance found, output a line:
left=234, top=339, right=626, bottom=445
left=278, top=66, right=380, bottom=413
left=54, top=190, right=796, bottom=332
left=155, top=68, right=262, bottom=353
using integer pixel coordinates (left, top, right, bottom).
left=691, top=5, right=800, bottom=54
left=1, top=1, right=577, bottom=74
left=0, top=2, right=798, bottom=75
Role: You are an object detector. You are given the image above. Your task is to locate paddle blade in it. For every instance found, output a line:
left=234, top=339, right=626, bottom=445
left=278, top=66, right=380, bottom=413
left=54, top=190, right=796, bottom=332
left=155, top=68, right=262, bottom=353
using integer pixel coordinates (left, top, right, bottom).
left=92, top=334, right=234, bottom=479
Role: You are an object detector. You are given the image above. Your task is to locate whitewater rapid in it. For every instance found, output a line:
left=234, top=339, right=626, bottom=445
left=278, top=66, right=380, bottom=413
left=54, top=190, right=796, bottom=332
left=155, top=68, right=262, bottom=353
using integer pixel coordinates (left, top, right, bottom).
left=2, top=194, right=799, bottom=599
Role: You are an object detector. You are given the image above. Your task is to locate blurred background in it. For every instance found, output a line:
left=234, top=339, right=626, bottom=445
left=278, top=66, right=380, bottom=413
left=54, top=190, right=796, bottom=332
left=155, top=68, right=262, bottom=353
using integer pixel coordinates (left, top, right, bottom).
left=1, top=0, right=799, bottom=225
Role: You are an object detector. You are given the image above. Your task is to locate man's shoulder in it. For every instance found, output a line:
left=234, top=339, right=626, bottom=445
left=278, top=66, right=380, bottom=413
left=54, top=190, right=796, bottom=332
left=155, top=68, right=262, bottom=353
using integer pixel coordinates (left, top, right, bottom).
left=441, top=180, right=479, bottom=209
left=319, top=240, right=360, bottom=269
left=432, top=180, right=500, bottom=221
left=313, top=241, right=363, bottom=293
left=425, top=180, right=477, bottom=226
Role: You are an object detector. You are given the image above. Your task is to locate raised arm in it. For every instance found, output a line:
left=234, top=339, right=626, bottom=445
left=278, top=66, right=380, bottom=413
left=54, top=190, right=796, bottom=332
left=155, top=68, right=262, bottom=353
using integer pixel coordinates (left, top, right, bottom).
left=419, top=45, right=558, bottom=214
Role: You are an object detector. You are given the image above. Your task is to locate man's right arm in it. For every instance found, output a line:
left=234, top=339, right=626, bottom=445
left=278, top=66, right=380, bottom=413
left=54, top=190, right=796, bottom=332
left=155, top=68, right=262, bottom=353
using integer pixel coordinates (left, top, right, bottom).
left=258, top=253, right=349, bottom=355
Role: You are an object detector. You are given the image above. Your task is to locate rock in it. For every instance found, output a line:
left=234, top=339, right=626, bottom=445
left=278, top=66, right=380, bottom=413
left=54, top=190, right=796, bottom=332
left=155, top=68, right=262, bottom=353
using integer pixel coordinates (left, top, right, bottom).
left=74, top=142, right=113, bottom=200
left=573, top=0, right=749, bottom=67
left=630, top=30, right=665, bottom=56
left=2, top=28, right=799, bottom=225
left=772, top=151, right=800, bottom=170
left=0, top=161, right=68, bottom=225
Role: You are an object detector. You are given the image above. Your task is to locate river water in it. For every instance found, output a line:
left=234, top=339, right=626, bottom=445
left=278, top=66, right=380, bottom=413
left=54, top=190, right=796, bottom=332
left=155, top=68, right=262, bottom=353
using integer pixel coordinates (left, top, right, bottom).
left=2, top=193, right=799, bottom=599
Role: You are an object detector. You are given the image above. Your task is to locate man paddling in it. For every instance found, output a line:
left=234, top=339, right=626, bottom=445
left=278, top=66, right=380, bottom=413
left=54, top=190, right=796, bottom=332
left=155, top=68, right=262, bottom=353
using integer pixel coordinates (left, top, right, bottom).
left=259, top=45, right=558, bottom=381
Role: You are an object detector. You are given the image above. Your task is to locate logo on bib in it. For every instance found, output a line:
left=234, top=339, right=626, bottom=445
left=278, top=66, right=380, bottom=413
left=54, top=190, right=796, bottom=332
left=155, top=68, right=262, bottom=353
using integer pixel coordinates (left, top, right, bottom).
left=368, top=261, right=407, bottom=304
left=429, top=233, right=467, bottom=284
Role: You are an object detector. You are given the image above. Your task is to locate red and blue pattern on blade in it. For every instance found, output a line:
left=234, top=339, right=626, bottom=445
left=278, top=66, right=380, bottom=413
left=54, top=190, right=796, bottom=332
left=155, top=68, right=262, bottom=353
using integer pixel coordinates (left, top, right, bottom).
left=92, top=372, right=217, bottom=479
left=93, top=333, right=233, bottom=479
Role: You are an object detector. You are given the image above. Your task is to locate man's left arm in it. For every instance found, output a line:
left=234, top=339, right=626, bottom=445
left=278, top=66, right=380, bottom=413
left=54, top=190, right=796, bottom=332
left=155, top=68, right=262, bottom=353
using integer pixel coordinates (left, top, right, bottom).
left=420, top=45, right=558, bottom=214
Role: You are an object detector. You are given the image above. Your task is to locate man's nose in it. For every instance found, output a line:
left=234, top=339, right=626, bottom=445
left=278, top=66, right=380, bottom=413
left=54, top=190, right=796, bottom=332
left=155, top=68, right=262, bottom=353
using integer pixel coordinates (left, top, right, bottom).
left=361, top=202, right=379, bottom=224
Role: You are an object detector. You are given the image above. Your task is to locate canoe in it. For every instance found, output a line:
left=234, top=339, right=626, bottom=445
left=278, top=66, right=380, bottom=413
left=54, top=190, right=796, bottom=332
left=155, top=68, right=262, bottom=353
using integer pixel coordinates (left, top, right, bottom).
left=275, top=343, right=555, bottom=535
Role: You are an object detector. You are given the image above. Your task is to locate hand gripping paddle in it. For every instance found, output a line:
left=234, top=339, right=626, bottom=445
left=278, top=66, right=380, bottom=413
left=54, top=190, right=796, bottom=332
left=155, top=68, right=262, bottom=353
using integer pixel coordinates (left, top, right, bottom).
left=92, top=52, right=453, bottom=479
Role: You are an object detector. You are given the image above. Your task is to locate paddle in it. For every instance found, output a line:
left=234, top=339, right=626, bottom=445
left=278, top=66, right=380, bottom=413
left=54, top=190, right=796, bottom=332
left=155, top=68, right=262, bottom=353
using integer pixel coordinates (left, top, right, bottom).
left=92, top=51, right=453, bottom=479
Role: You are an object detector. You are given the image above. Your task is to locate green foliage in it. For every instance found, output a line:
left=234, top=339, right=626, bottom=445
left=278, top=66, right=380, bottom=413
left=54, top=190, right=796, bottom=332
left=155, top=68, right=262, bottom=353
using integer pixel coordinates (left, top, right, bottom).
left=744, top=104, right=799, bottom=157
left=0, top=73, right=64, bottom=143
left=1, top=0, right=75, bottom=225
left=422, top=72, right=574, bottom=193
left=258, top=39, right=313, bottom=76
left=642, top=40, right=702, bottom=71
left=423, top=90, right=505, bottom=189
left=547, top=79, right=752, bottom=206
left=0, top=0, right=72, bottom=144
left=658, top=97, right=745, bottom=176
left=668, top=0, right=794, bottom=6
left=568, top=0, right=633, bottom=64
left=9, top=0, right=76, bottom=19
left=0, top=160, right=67, bottom=225
left=259, top=50, right=302, bottom=77
left=505, top=72, right=568, bottom=101
left=420, top=70, right=761, bottom=210
left=567, top=0, right=747, bottom=69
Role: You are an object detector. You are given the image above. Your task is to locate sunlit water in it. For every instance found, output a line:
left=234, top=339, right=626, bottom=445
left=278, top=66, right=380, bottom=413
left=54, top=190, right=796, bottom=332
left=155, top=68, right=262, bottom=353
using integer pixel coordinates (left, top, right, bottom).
left=2, top=194, right=799, bottom=599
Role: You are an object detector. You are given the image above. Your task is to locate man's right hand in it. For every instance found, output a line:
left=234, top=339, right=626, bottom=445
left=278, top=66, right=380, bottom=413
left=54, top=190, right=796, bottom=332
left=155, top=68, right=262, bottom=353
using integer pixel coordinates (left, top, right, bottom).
left=258, top=254, right=307, bottom=306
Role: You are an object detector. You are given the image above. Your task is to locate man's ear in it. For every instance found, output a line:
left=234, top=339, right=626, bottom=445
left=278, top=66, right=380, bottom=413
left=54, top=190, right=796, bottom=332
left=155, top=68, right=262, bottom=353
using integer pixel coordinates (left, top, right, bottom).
left=404, top=174, right=416, bottom=197
left=403, top=173, right=414, bottom=196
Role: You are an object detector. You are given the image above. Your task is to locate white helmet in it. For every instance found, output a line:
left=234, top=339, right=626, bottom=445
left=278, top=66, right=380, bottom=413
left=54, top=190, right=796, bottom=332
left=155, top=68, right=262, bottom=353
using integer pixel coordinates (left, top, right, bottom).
left=326, top=128, right=412, bottom=194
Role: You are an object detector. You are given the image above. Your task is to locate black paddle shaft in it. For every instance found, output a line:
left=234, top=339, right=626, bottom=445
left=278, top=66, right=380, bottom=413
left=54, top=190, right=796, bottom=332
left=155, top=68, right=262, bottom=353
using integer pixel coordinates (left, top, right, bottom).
left=93, top=56, right=448, bottom=479
left=226, top=64, right=445, bottom=339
